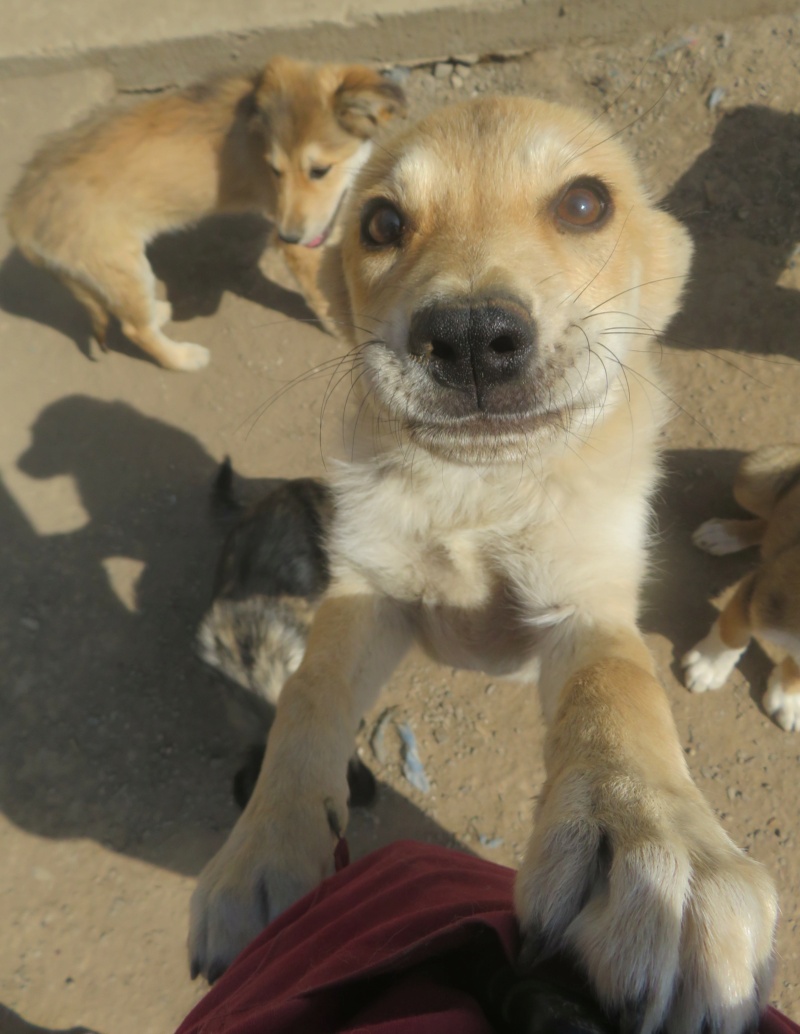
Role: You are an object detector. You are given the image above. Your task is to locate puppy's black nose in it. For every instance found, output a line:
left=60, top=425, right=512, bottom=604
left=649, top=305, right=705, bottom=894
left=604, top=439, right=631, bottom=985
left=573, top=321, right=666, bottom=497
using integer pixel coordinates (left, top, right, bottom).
left=278, top=231, right=302, bottom=245
left=408, top=301, right=536, bottom=398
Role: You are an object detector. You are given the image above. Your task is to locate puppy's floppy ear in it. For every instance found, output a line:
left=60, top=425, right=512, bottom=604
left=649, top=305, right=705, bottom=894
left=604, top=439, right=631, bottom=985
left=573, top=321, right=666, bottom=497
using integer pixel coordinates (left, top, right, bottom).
left=334, top=67, right=407, bottom=139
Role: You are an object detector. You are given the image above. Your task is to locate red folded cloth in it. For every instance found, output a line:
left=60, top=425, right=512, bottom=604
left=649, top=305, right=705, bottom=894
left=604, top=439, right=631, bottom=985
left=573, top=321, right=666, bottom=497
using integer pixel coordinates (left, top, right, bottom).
left=177, top=840, right=797, bottom=1034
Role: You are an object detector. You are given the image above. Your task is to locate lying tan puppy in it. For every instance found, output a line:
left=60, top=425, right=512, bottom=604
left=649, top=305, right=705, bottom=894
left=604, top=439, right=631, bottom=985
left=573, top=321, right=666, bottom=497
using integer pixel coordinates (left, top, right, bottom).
left=6, top=57, right=405, bottom=370
left=189, top=97, right=778, bottom=1031
left=682, top=444, right=800, bottom=730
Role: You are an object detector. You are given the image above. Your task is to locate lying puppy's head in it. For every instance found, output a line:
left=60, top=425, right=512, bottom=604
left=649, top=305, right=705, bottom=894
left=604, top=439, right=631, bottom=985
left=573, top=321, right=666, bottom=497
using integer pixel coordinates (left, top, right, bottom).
left=328, top=97, right=693, bottom=464
left=252, top=57, right=406, bottom=248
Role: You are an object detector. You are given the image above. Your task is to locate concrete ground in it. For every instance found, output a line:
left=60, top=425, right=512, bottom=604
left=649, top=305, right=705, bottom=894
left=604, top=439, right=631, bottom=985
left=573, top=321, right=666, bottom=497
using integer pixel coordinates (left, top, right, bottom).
left=1, top=6, right=800, bottom=1034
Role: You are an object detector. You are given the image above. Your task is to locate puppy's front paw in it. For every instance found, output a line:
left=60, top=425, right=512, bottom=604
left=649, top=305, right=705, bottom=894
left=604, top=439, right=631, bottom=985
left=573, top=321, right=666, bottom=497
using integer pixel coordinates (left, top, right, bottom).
left=681, top=622, right=745, bottom=693
left=188, top=798, right=338, bottom=982
left=515, top=773, right=777, bottom=1033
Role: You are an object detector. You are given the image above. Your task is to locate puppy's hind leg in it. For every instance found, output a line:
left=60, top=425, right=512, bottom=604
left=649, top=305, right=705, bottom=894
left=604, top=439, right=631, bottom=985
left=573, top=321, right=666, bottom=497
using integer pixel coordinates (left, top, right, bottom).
left=57, top=273, right=111, bottom=354
left=98, top=245, right=209, bottom=371
left=750, top=545, right=800, bottom=730
left=153, top=299, right=173, bottom=328
left=764, top=656, right=800, bottom=731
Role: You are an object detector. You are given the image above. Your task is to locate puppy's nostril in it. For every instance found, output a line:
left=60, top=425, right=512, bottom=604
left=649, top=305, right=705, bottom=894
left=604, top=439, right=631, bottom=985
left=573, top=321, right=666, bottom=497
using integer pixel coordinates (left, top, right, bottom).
left=489, top=334, right=518, bottom=355
left=427, top=338, right=458, bottom=363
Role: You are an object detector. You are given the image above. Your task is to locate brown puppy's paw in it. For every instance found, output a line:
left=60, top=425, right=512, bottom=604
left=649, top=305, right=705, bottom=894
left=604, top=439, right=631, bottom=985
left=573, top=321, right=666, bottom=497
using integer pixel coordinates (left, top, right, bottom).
left=514, top=771, right=777, bottom=1034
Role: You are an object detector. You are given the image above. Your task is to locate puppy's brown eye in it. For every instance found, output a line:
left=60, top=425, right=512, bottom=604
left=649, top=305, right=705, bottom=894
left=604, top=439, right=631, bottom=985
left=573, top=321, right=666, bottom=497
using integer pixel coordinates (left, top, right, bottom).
left=309, top=165, right=332, bottom=180
left=361, top=201, right=404, bottom=247
left=555, top=179, right=610, bottom=230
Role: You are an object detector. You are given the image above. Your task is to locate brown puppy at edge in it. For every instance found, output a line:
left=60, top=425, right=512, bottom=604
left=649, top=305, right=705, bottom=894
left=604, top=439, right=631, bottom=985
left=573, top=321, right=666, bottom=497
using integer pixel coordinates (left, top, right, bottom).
left=682, top=444, right=800, bottom=730
left=188, top=98, right=778, bottom=1032
left=5, top=57, right=405, bottom=371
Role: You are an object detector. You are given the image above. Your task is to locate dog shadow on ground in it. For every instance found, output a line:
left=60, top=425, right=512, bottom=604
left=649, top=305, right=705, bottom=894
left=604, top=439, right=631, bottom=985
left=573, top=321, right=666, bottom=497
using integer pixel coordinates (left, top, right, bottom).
left=0, top=213, right=316, bottom=363
left=0, top=395, right=461, bottom=878
left=663, top=104, right=800, bottom=361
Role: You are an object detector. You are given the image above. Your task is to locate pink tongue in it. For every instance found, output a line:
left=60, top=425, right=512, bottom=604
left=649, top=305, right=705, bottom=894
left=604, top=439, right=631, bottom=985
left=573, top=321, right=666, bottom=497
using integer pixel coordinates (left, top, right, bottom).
left=305, top=234, right=325, bottom=248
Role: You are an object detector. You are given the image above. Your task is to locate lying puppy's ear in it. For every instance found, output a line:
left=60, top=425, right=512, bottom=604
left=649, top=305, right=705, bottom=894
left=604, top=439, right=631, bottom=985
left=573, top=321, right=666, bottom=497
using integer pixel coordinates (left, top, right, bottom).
left=334, top=67, right=407, bottom=138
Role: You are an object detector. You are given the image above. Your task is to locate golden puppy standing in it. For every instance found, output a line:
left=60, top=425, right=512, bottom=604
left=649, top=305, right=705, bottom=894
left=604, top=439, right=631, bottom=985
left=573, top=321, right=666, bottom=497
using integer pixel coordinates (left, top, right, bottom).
left=189, top=97, right=778, bottom=1031
left=5, top=57, right=405, bottom=371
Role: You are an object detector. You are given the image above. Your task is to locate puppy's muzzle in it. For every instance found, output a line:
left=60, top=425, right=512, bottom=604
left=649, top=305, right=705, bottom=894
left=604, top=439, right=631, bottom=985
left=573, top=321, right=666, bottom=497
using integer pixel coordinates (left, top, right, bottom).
left=408, top=300, right=536, bottom=409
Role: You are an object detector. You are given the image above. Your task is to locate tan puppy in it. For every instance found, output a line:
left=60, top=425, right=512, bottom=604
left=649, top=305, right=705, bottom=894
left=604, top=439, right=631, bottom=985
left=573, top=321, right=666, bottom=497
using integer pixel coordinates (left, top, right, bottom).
left=5, top=57, right=405, bottom=371
left=682, top=444, right=800, bottom=730
left=189, top=98, right=778, bottom=1031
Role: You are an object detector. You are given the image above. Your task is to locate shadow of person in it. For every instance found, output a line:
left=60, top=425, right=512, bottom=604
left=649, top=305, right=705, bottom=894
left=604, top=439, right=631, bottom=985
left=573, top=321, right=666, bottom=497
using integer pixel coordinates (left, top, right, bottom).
left=1, top=396, right=461, bottom=877
left=664, top=104, right=800, bottom=360
left=0, top=214, right=317, bottom=364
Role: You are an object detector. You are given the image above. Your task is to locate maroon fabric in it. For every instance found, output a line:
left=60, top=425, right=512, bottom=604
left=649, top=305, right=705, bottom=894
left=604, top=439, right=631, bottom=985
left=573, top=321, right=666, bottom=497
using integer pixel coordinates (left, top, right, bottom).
left=177, top=840, right=798, bottom=1034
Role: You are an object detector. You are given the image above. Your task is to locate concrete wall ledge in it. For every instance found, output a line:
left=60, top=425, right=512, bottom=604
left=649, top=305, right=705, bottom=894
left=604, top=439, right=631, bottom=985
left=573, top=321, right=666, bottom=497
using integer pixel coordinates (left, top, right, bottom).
left=3, top=0, right=800, bottom=91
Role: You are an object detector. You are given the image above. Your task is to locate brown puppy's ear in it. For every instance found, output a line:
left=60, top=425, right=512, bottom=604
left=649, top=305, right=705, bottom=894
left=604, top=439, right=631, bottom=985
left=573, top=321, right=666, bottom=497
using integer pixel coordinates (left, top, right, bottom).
left=334, top=67, right=407, bottom=139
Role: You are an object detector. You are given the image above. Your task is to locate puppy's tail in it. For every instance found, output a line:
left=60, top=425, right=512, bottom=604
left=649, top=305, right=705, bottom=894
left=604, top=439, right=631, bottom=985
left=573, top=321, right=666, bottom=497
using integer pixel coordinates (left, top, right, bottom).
left=211, top=456, right=244, bottom=521
left=734, top=444, right=800, bottom=517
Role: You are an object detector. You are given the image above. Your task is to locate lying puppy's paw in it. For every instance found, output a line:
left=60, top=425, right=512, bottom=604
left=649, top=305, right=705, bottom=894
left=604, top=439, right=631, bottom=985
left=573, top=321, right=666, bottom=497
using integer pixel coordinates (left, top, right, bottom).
left=681, top=623, right=744, bottom=693
left=515, top=772, right=777, bottom=1034
left=188, top=794, right=340, bottom=982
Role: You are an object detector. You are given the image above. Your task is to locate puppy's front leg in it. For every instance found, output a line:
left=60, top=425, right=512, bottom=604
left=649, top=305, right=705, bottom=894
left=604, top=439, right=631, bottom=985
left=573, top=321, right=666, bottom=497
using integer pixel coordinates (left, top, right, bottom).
left=277, top=240, right=339, bottom=336
left=516, top=624, right=777, bottom=1034
left=189, top=593, right=410, bottom=982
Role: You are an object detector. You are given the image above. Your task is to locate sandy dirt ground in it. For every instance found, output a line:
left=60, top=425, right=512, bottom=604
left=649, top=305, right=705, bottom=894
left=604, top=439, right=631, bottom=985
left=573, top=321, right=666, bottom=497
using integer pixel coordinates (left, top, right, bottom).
left=1, top=10, right=800, bottom=1033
